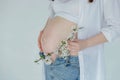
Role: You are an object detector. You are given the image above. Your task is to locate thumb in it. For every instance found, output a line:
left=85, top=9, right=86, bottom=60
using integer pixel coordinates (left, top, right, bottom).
left=72, top=38, right=79, bottom=41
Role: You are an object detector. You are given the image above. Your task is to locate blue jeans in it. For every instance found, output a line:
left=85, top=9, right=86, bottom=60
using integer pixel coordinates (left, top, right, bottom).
left=44, top=56, right=80, bottom=80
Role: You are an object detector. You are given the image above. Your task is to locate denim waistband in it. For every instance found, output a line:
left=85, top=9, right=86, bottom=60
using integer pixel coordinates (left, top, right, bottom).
left=58, top=55, right=78, bottom=61
left=50, top=55, right=79, bottom=66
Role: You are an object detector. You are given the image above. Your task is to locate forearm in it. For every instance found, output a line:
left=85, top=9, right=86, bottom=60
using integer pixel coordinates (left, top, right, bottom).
left=67, top=32, right=108, bottom=55
left=85, top=32, right=108, bottom=48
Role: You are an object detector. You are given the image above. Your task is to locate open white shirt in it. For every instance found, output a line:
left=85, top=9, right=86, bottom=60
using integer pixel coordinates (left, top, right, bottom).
left=41, top=0, right=120, bottom=80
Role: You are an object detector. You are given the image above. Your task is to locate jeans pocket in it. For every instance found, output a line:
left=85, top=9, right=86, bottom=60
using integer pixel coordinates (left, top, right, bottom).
left=52, top=57, right=66, bottom=66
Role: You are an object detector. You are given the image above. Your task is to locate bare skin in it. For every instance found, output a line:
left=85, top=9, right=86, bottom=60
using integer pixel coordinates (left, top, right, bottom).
left=38, top=16, right=78, bottom=61
left=38, top=16, right=108, bottom=61
left=67, top=32, right=108, bottom=54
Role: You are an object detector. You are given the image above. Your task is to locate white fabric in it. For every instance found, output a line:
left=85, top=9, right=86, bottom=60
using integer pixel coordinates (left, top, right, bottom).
left=41, top=0, right=120, bottom=80
left=48, top=0, right=80, bottom=23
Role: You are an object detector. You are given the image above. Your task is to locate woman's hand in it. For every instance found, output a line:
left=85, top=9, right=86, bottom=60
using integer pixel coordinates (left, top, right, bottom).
left=38, top=30, right=44, bottom=51
left=67, top=39, right=88, bottom=55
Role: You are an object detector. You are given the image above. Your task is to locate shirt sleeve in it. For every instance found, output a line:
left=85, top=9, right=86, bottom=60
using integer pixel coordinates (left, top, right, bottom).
left=48, top=0, right=55, bottom=18
left=101, top=0, right=120, bottom=42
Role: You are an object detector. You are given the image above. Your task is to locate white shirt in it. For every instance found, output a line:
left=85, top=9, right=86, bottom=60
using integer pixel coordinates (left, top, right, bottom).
left=49, top=0, right=80, bottom=24
left=41, top=0, right=120, bottom=80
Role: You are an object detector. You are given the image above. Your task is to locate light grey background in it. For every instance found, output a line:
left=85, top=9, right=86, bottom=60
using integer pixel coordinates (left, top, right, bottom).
left=0, top=0, right=120, bottom=80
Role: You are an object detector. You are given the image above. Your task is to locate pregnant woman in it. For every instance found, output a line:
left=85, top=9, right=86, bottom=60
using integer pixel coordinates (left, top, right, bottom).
left=37, top=0, right=120, bottom=80
left=38, top=0, right=81, bottom=80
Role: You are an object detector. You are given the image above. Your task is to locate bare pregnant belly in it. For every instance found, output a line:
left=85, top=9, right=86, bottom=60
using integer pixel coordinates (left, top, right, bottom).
left=41, top=16, right=77, bottom=54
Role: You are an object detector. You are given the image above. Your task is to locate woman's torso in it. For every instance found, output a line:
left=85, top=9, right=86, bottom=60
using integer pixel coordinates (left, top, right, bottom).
left=40, top=0, right=80, bottom=58
left=41, top=16, right=77, bottom=53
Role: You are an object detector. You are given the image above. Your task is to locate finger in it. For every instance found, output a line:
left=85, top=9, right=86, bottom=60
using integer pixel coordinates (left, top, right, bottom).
left=68, top=42, right=80, bottom=49
left=70, top=49, right=79, bottom=53
left=67, top=45, right=80, bottom=51
left=68, top=41, right=77, bottom=46
left=67, top=39, right=78, bottom=43
left=72, top=38, right=79, bottom=41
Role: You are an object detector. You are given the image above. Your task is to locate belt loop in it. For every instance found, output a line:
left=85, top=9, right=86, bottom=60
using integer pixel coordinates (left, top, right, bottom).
left=65, top=56, right=70, bottom=67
